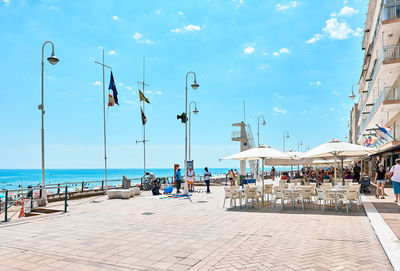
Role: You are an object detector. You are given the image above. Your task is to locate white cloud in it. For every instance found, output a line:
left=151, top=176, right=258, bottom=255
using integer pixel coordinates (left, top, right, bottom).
left=244, top=46, right=255, bottom=54
left=1, top=0, right=10, bottom=6
left=276, top=1, right=298, bottom=11
left=332, top=90, right=340, bottom=96
left=309, top=81, right=321, bottom=86
left=323, top=17, right=354, bottom=40
left=145, top=90, right=152, bottom=94
left=330, top=107, right=336, bottom=111
left=273, top=107, right=287, bottom=115
left=273, top=48, right=290, bottom=56
left=177, top=11, right=184, bottom=15
left=306, top=33, right=322, bottom=44
left=228, top=69, right=233, bottom=72
left=155, top=91, right=163, bottom=95
left=232, top=0, right=244, bottom=7
left=171, top=24, right=201, bottom=33
left=118, top=83, right=123, bottom=87
left=338, top=6, right=359, bottom=16
left=112, top=16, right=118, bottom=21
left=133, top=32, right=154, bottom=44
left=123, top=100, right=136, bottom=105
left=258, top=64, right=269, bottom=70
left=92, top=81, right=101, bottom=86
left=108, top=50, right=116, bottom=55
left=125, top=86, right=133, bottom=90
left=155, top=8, right=161, bottom=15
left=353, top=27, right=363, bottom=37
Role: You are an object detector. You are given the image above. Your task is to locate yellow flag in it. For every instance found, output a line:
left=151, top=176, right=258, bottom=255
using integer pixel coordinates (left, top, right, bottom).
left=138, top=89, right=150, bottom=104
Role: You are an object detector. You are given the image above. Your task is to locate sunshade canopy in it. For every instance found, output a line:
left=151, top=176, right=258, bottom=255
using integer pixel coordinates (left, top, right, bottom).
left=221, top=145, right=291, bottom=161
left=299, top=139, right=377, bottom=159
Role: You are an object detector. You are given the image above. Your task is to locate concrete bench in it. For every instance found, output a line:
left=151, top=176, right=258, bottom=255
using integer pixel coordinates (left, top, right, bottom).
left=131, top=187, right=140, bottom=196
left=107, top=189, right=131, bottom=199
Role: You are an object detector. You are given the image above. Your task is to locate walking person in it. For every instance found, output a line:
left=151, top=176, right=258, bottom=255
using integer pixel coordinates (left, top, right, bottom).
left=187, top=168, right=195, bottom=192
left=353, top=163, right=361, bottom=183
left=228, top=169, right=234, bottom=186
left=175, top=168, right=182, bottom=194
left=389, top=158, right=400, bottom=202
left=271, top=166, right=276, bottom=180
left=204, top=167, right=212, bottom=193
left=374, top=163, right=387, bottom=199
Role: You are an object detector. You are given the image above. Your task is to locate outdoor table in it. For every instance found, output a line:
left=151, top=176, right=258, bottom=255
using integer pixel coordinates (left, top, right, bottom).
left=283, top=187, right=302, bottom=209
left=326, top=187, right=347, bottom=211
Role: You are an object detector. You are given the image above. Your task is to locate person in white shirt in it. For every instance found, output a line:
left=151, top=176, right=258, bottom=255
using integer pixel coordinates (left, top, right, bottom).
left=389, top=158, right=400, bottom=202
left=204, top=167, right=212, bottom=193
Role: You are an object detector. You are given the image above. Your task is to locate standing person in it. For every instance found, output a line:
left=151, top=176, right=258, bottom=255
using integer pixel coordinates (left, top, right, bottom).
left=389, top=158, right=400, bottom=203
left=228, top=169, right=234, bottom=186
left=271, top=166, right=276, bottom=180
left=374, top=163, right=387, bottom=199
left=187, top=168, right=195, bottom=192
left=204, top=167, right=212, bottom=193
left=353, top=163, right=361, bottom=183
left=175, top=168, right=182, bottom=194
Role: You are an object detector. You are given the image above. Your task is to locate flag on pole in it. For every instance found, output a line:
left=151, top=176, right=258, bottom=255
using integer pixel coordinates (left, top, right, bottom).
left=108, top=71, right=119, bottom=105
left=377, top=125, right=393, bottom=139
left=141, top=106, right=147, bottom=125
left=139, top=89, right=150, bottom=104
left=108, top=94, right=115, bottom=106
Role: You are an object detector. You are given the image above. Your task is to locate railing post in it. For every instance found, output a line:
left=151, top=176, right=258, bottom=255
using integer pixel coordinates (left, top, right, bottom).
left=39, top=186, right=43, bottom=198
left=81, top=182, right=84, bottom=192
left=57, top=183, right=60, bottom=195
left=30, top=188, right=33, bottom=210
left=64, top=186, right=68, bottom=213
left=4, top=190, right=8, bottom=222
left=101, top=181, right=104, bottom=191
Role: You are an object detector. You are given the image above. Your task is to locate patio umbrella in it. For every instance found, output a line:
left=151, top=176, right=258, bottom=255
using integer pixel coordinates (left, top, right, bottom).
left=221, top=145, right=292, bottom=203
left=299, top=139, right=377, bottom=182
left=264, top=151, right=313, bottom=166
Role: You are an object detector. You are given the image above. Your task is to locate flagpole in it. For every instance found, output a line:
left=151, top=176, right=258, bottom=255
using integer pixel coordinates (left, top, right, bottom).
left=95, top=49, right=112, bottom=190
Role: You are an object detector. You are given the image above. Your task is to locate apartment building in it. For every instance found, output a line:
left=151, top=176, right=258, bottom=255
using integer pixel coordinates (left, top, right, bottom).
left=349, top=0, right=400, bottom=174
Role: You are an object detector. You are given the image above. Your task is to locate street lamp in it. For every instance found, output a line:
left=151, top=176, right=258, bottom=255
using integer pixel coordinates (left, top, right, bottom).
left=257, top=114, right=266, bottom=146
left=297, top=140, right=303, bottom=152
left=185, top=72, right=199, bottom=175
left=283, top=131, right=290, bottom=152
left=189, top=101, right=199, bottom=161
left=40, top=41, right=59, bottom=202
left=349, top=83, right=358, bottom=100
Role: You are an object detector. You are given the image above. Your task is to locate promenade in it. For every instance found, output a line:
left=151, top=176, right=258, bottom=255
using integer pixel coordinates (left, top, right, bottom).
left=0, top=186, right=394, bottom=271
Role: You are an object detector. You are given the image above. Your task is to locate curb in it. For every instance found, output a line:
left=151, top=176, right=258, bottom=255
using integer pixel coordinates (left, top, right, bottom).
left=361, top=194, right=400, bottom=271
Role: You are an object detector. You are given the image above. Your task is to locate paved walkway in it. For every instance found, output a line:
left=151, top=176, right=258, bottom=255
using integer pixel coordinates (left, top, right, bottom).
left=366, top=183, right=400, bottom=239
left=0, top=186, right=393, bottom=271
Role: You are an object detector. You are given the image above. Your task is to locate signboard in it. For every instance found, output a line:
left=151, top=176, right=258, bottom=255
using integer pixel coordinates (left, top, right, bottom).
left=186, top=160, right=194, bottom=173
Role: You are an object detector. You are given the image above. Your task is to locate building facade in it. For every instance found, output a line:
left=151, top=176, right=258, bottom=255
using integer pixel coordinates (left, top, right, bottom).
left=349, top=0, right=400, bottom=174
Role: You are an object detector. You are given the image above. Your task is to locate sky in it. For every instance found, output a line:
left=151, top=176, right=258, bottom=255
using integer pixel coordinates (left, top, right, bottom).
left=0, top=0, right=368, bottom=169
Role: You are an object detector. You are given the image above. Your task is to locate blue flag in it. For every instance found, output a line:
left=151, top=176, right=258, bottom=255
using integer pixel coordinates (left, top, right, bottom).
left=377, top=125, right=393, bottom=139
left=108, top=71, right=119, bottom=105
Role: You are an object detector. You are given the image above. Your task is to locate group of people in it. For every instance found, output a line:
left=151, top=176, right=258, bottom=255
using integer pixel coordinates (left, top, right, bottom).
left=374, top=158, right=400, bottom=202
left=174, top=167, right=212, bottom=194
left=227, top=169, right=239, bottom=186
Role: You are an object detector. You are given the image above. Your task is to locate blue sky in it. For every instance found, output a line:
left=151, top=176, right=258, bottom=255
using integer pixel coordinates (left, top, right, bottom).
left=0, top=0, right=367, bottom=169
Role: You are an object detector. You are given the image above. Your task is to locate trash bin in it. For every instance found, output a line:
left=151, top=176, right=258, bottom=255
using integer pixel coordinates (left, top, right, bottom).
left=122, top=175, right=131, bottom=189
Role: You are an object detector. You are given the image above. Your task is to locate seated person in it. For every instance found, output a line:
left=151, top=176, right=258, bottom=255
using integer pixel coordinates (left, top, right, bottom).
left=281, top=172, right=288, bottom=180
left=152, top=179, right=161, bottom=195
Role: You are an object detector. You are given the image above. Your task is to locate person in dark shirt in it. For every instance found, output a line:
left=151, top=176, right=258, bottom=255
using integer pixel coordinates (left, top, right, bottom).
left=374, top=163, right=387, bottom=199
left=353, top=164, right=361, bottom=182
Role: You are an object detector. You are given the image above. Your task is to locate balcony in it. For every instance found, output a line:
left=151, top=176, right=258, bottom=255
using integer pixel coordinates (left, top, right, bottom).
left=382, top=0, right=400, bottom=21
left=360, top=86, right=400, bottom=133
left=384, top=44, right=400, bottom=61
left=231, top=131, right=242, bottom=141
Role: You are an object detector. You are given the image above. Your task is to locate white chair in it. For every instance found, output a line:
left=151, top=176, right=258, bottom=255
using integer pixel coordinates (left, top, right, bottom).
left=273, top=186, right=284, bottom=210
left=323, top=190, right=337, bottom=211
left=282, top=189, right=294, bottom=209
left=338, top=187, right=361, bottom=212
left=279, top=179, right=287, bottom=186
left=231, top=186, right=242, bottom=207
left=315, top=188, right=325, bottom=208
left=300, top=186, right=314, bottom=209
left=344, top=179, right=352, bottom=187
left=223, top=187, right=233, bottom=208
left=263, top=184, right=274, bottom=202
left=245, top=187, right=259, bottom=208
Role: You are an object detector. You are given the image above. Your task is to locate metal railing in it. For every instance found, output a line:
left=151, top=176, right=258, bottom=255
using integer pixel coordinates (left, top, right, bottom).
left=384, top=45, right=400, bottom=61
left=360, top=86, right=400, bottom=133
left=231, top=131, right=241, bottom=140
left=382, top=0, right=400, bottom=21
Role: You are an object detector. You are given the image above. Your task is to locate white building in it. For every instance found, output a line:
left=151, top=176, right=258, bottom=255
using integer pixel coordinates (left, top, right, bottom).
left=349, top=0, right=400, bottom=174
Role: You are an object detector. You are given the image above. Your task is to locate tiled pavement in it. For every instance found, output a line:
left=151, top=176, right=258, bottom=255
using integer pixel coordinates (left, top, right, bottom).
left=366, top=184, right=400, bottom=240
left=0, top=186, right=393, bottom=271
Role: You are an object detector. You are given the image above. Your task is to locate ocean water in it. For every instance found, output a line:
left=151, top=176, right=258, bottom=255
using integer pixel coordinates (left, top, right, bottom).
left=0, top=168, right=235, bottom=190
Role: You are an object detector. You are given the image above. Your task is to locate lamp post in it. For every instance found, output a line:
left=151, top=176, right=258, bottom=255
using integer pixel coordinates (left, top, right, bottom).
left=189, top=101, right=199, bottom=161
left=257, top=115, right=266, bottom=146
left=185, top=72, right=199, bottom=175
left=297, top=140, right=303, bottom=152
left=349, top=83, right=358, bottom=100
left=40, top=41, right=59, bottom=202
left=283, top=131, right=290, bottom=152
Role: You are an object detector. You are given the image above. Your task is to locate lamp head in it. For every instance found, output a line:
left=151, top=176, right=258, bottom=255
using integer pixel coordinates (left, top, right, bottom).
left=191, top=79, right=199, bottom=90
left=47, top=49, right=59, bottom=65
left=262, top=120, right=266, bottom=126
left=193, top=106, right=199, bottom=115
left=349, top=92, right=356, bottom=100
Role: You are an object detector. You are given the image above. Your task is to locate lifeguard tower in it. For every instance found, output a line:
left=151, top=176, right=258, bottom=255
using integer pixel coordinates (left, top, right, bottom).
left=232, top=121, right=257, bottom=175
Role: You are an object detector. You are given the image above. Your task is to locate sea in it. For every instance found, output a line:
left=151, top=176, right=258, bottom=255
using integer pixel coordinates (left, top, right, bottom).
left=0, top=168, right=242, bottom=191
